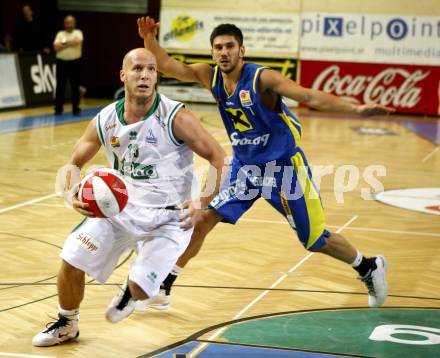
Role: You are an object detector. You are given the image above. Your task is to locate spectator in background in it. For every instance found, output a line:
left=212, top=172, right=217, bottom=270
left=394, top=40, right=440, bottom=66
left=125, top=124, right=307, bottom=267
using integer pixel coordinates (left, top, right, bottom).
left=53, top=15, right=83, bottom=116
left=0, top=35, right=13, bottom=52
left=13, top=3, right=50, bottom=53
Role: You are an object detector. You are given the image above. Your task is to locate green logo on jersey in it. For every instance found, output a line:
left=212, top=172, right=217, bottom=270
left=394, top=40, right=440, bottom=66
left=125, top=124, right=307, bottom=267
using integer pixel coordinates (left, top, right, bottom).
left=120, top=132, right=159, bottom=180
left=129, top=130, right=138, bottom=140
left=122, top=162, right=158, bottom=179
left=147, top=271, right=158, bottom=283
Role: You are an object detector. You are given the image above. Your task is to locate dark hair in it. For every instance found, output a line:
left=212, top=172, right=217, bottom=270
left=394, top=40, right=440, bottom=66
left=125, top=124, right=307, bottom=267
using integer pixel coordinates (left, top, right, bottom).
left=210, top=24, right=243, bottom=47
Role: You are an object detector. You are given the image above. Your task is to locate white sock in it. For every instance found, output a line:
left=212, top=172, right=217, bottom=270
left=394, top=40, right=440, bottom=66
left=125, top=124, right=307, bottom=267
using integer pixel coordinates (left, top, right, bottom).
left=170, top=265, right=182, bottom=276
left=351, top=251, right=363, bottom=267
left=59, top=305, right=80, bottom=320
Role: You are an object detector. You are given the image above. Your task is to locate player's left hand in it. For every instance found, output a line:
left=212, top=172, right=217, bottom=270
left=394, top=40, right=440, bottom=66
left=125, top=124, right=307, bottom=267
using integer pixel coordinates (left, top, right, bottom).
left=137, top=16, right=159, bottom=40
left=356, top=103, right=395, bottom=116
left=177, top=199, right=204, bottom=231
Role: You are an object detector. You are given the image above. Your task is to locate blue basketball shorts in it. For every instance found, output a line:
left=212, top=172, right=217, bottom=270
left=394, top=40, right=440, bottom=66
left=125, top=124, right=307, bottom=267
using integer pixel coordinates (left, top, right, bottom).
left=209, top=147, right=330, bottom=250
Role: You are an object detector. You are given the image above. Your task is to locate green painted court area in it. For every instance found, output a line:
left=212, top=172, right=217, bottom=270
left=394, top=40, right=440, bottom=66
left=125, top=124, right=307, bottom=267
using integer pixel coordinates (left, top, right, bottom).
left=222, top=308, right=440, bottom=357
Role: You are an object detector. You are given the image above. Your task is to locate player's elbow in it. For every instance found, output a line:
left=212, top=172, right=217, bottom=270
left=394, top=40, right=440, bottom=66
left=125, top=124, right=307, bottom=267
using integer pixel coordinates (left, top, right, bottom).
left=300, top=89, right=315, bottom=107
left=156, top=59, right=169, bottom=75
left=211, top=149, right=227, bottom=169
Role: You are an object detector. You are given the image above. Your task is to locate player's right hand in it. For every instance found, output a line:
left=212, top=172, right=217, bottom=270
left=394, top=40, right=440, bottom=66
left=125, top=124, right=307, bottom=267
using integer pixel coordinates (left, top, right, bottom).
left=137, top=16, right=159, bottom=40
left=356, top=103, right=395, bottom=116
left=177, top=199, right=204, bottom=231
left=72, top=196, right=95, bottom=217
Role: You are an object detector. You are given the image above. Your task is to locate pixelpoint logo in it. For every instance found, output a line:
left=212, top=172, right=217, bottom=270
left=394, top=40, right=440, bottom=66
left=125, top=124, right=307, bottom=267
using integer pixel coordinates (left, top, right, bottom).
left=323, top=17, right=408, bottom=40
left=302, top=14, right=439, bottom=41
left=386, top=18, right=408, bottom=40
left=324, top=17, right=343, bottom=37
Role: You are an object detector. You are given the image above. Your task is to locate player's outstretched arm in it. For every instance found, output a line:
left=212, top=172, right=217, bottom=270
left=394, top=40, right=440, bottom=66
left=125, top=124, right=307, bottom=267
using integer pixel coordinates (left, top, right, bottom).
left=172, top=108, right=227, bottom=230
left=137, top=16, right=212, bottom=87
left=69, top=118, right=102, bottom=169
left=260, top=68, right=395, bottom=116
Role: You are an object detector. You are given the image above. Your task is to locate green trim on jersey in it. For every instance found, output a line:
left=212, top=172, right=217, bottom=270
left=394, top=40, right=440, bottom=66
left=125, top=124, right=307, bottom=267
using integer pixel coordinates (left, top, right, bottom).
left=144, top=93, right=161, bottom=119
left=115, top=98, right=126, bottom=125
left=167, top=103, right=185, bottom=146
left=113, top=152, right=119, bottom=170
left=115, top=93, right=161, bottom=126
left=70, top=217, right=87, bottom=233
left=96, top=113, right=105, bottom=145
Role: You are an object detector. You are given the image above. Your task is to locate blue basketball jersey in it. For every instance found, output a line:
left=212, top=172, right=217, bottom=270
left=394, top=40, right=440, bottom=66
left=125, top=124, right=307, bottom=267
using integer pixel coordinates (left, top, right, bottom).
left=210, top=63, right=302, bottom=164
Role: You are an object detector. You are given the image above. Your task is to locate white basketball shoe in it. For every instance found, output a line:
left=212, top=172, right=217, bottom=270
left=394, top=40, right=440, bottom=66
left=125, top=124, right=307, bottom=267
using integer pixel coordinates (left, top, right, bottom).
left=105, top=279, right=136, bottom=323
left=135, top=289, right=171, bottom=312
left=360, top=255, right=388, bottom=308
left=32, top=314, right=79, bottom=346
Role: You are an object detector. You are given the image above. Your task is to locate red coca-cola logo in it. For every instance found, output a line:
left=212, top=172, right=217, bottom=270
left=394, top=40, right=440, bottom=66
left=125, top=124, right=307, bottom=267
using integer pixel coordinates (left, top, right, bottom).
left=312, top=65, right=430, bottom=108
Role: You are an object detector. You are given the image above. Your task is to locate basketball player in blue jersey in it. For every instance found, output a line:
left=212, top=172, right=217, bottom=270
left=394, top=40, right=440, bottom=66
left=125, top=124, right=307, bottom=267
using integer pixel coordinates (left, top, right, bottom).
left=137, top=17, right=393, bottom=310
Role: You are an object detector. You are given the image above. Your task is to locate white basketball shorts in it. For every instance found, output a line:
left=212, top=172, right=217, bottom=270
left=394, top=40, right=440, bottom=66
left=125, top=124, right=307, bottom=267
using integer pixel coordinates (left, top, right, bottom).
left=60, top=205, right=192, bottom=298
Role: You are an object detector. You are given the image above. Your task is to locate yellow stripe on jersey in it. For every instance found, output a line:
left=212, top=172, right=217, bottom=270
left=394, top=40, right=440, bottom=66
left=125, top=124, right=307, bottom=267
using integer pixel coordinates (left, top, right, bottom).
left=285, top=110, right=302, bottom=128
left=280, top=111, right=302, bottom=147
left=211, top=66, right=219, bottom=89
left=252, top=67, right=265, bottom=93
left=290, top=152, right=326, bottom=249
left=223, top=81, right=238, bottom=98
left=279, top=191, right=292, bottom=216
left=279, top=191, right=297, bottom=230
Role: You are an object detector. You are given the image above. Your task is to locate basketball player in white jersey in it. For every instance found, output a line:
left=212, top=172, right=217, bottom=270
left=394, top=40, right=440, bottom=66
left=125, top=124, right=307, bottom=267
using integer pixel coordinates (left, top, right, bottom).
left=32, top=48, right=226, bottom=347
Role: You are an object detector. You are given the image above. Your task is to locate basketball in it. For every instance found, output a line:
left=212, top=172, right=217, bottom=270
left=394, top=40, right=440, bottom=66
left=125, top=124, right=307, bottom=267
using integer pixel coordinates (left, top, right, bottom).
left=78, top=169, right=128, bottom=218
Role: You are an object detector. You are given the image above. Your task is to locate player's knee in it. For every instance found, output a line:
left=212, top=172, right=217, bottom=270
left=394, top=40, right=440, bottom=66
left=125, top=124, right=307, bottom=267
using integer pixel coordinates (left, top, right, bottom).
left=192, top=224, right=207, bottom=242
left=60, top=259, right=84, bottom=277
left=302, top=231, right=331, bottom=252
left=193, top=209, right=219, bottom=236
left=181, top=210, right=217, bottom=261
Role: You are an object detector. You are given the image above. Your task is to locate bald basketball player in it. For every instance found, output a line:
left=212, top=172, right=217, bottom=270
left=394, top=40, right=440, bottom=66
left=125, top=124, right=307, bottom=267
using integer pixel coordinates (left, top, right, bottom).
left=32, top=48, right=226, bottom=346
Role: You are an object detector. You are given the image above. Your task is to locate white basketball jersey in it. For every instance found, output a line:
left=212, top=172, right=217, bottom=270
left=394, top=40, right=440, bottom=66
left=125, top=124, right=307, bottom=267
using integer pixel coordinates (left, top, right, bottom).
left=95, top=93, right=196, bottom=208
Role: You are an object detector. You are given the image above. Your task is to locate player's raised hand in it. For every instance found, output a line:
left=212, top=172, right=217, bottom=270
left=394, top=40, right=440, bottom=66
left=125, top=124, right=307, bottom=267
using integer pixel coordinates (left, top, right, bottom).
left=356, top=103, right=396, bottom=117
left=137, top=16, right=159, bottom=40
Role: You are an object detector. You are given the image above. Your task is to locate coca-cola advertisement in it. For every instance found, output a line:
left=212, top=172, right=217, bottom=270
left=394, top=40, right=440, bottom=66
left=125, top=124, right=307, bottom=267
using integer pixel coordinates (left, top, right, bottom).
left=299, top=60, right=440, bottom=115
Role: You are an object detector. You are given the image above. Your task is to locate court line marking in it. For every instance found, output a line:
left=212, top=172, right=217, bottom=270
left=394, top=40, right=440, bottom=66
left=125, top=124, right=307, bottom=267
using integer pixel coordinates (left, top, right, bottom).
left=2, top=195, right=438, bottom=239
left=186, top=215, right=358, bottom=357
left=31, top=203, right=66, bottom=208
left=0, top=194, right=57, bottom=214
left=0, top=141, right=229, bottom=215
left=240, top=218, right=440, bottom=238
left=422, top=147, right=439, bottom=162
left=0, top=108, right=99, bottom=135
left=0, top=353, right=56, bottom=358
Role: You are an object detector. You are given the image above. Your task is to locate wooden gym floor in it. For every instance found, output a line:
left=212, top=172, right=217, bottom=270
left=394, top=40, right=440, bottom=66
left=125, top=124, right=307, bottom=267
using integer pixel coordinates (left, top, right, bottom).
left=0, top=100, right=439, bottom=357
